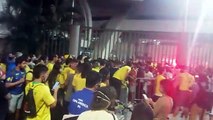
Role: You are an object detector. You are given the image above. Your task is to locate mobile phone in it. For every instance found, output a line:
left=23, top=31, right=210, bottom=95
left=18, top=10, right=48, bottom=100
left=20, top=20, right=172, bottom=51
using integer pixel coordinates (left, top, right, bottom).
left=143, top=94, right=148, bottom=100
left=52, top=82, right=60, bottom=90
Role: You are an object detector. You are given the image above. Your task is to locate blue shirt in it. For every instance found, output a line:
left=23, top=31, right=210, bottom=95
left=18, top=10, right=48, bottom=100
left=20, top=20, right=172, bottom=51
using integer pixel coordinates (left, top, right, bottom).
left=6, top=70, right=25, bottom=95
left=69, top=88, right=94, bottom=115
left=6, top=59, right=16, bottom=76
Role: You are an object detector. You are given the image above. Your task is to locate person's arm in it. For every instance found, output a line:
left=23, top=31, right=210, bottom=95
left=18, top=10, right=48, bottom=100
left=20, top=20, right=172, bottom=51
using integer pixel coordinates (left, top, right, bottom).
left=25, top=72, right=33, bottom=85
left=189, top=75, right=195, bottom=88
left=0, top=82, right=11, bottom=100
left=5, top=93, right=11, bottom=100
left=5, top=78, right=25, bottom=88
left=43, top=85, right=59, bottom=108
left=72, top=75, right=77, bottom=91
left=50, top=87, right=59, bottom=108
left=152, top=98, right=164, bottom=117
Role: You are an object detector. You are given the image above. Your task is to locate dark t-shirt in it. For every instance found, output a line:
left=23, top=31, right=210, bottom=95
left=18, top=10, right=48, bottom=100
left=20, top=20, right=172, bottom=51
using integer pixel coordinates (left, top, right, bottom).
left=131, top=100, right=154, bottom=120
left=0, top=81, right=9, bottom=112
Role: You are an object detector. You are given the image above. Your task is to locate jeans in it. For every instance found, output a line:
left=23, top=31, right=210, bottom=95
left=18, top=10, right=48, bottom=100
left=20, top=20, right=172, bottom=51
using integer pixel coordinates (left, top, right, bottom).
left=119, top=86, right=129, bottom=104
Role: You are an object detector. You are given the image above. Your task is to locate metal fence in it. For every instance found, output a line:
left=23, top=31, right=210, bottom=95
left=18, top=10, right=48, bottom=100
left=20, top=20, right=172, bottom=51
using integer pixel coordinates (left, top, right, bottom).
left=79, top=27, right=213, bottom=68
left=43, top=31, right=69, bottom=56
left=79, top=27, right=178, bottom=64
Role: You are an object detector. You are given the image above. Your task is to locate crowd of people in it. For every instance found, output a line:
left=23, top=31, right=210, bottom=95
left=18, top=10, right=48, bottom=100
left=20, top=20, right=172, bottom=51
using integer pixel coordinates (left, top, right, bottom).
left=0, top=52, right=213, bottom=120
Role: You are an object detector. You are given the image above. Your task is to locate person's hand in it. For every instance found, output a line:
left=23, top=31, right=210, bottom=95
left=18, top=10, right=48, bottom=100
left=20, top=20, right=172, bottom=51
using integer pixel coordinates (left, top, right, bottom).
left=145, top=98, right=154, bottom=105
left=53, top=85, right=60, bottom=93
left=19, top=78, right=25, bottom=83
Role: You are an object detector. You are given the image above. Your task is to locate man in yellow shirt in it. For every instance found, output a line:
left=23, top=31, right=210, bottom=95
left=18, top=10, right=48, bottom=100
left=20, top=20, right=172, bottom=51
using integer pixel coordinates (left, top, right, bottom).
left=72, top=63, right=92, bottom=91
left=173, top=66, right=195, bottom=117
left=72, top=73, right=86, bottom=91
left=61, top=58, right=78, bottom=86
left=112, top=62, right=132, bottom=103
left=153, top=68, right=166, bottom=102
left=25, top=64, right=59, bottom=120
left=47, top=55, right=58, bottom=73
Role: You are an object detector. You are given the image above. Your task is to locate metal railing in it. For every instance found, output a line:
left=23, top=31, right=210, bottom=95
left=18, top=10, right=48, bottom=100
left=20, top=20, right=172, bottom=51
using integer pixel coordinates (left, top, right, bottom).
left=79, top=27, right=178, bottom=63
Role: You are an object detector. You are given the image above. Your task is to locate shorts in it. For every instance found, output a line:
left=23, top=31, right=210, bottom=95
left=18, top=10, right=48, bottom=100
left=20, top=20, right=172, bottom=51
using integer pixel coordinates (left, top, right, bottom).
left=175, top=90, right=191, bottom=107
left=9, top=92, right=24, bottom=113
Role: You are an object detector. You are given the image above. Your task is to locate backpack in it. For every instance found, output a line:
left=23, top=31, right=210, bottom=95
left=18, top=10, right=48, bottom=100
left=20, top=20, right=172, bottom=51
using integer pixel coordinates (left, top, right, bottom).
left=23, top=84, right=44, bottom=118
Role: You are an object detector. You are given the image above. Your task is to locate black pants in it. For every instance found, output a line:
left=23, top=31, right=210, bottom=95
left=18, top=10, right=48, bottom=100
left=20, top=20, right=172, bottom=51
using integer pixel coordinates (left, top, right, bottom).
left=111, top=77, right=122, bottom=99
left=0, top=110, right=7, bottom=120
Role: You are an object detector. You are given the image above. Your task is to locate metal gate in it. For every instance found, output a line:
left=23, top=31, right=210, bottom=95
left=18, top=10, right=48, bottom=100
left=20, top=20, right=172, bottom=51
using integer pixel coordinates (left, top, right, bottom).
left=79, top=27, right=213, bottom=68
left=79, top=27, right=178, bottom=65
left=43, top=30, right=69, bottom=56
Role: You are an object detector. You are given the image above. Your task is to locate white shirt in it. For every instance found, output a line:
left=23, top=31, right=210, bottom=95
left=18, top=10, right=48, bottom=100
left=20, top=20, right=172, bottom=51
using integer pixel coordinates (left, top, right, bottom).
left=144, top=71, right=154, bottom=78
left=77, top=110, right=118, bottom=120
left=207, top=76, right=213, bottom=93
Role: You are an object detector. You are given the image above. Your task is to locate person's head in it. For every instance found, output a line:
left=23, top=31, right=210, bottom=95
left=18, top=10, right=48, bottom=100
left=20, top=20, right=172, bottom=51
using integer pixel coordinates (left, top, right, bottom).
left=15, top=56, right=27, bottom=69
left=66, top=58, right=78, bottom=69
left=126, top=61, right=133, bottom=67
left=37, top=55, right=48, bottom=65
left=52, top=62, right=62, bottom=73
left=92, top=60, right=100, bottom=68
left=84, top=56, right=91, bottom=63
left=78, top=63, right=92, bottom=78
left=180, top=65, right=188, bottom=73
left=47, top=62, right=61, bottom=88
left=33, top=64, right=48, bottom=83
left=99, top=59, right=106, bottom=68
left=49, top=54, right=58, bottom=63
left=86, top=71, right=101, bottom=89
left=160, top=79, right=173, bottom=96
left=90, top=86, right=117, bottom=110
left=158, top=68, right=165, bottom=75
left=112, top=60, right=121, bottom=67
left=145, top=67, right=150, bottom=73
left=99, top=68, right=110, bottom=82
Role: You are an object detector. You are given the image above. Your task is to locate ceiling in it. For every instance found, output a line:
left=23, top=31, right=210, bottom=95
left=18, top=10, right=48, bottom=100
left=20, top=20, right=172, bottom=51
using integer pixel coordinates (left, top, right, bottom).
left=88, top=0, right=213, bottom=21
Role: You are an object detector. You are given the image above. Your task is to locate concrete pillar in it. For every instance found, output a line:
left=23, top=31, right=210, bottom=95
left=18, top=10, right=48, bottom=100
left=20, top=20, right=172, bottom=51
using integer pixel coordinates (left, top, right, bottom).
left=69, top=25, right=80, bottom=57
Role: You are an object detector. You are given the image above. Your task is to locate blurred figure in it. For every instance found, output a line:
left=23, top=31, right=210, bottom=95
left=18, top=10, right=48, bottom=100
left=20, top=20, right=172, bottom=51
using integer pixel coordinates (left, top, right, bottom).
left=25, top=64, right=59, bottom=120
left=47, top=55, right=59, bottom=73
left=47, top=62, right=62, bottom=89
left=72, top=63, right=91, bottom=92
left=131, top=100, right=154, bottom=120
left=61, top=58, right=78, bottom=87
left=0, top=56, right=7, bottom=78
left=144, top=67, right=154, bottom=79
left=189, top=81, right=209, bottom=120
left=69, top=71, right=101, bottom=117
left=164, top=68, right=173, bottom=80
left=112, top=61, right=132, bottom=104
left=153, top=68, right=165, bottom=102
left=173, top=66, right=195, bottom=118
left=148, top=79, right=173, bottom=120
left=6, top=53, right=16, bottom=76
left=109, top=60, right=120, bottom=86
left=91, top=60, right=101, bottom=72
left=5, top=56, right=26, bottom=120
left=77, top=86, right=118, bottom=120
left=128, top=63, right=138, bottom=102
left=99, top=68, right=110, bottom=87
left=0, top=80, right=11, bottom=120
